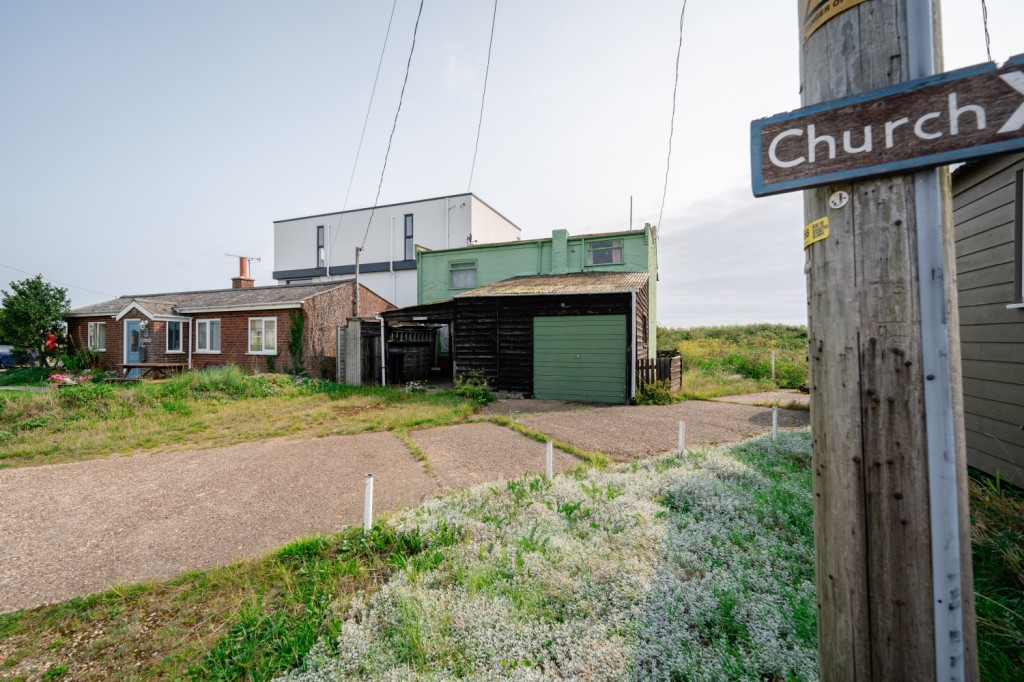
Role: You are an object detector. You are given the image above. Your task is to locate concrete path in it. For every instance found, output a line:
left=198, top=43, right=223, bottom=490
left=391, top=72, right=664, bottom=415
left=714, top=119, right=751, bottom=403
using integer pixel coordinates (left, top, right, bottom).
left=0, top=399, right=807, bottom=613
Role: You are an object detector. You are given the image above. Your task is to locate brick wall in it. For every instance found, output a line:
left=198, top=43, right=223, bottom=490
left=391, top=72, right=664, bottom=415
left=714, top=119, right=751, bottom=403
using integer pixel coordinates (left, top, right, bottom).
left=189, top=310, right=295, bottom=372
left=301, top=283, right=394, bottom=379
left=68, top=311, right=295, bottom=373
left=67, top=282, right=394, bottom=377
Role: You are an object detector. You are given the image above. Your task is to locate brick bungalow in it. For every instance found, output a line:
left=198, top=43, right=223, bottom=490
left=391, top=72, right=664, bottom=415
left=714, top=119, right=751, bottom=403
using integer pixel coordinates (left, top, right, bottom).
left=67, top=264, right=392, bottom=378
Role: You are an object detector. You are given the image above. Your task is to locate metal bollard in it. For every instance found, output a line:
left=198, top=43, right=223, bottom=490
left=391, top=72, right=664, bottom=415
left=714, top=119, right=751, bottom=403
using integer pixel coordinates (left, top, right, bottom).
left=546, top=441, right=554, bottom=480
left=363, top=473, right=374, bottom=532
left=678, top=421, right=686, bottom=455
left=772, top=406, right=779, bottom=441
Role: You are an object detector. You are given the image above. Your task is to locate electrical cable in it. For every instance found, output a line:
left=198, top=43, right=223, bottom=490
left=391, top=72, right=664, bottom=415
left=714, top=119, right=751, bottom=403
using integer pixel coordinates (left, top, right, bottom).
left=657, top=0, right=688, bottom=232
left=0, top=261, right=117, bottom=299
left=467, top=0, right=499, bottom=191
left=980, top=0, right=993, bottom=62
left=328, top=0, right=400, bottom=259
left=360, top=0, right=426, bottom=252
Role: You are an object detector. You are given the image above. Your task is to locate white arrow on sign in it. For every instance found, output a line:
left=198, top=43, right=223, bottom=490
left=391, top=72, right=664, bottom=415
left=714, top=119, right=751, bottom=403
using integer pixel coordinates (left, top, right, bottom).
left=998, top=71, right=1024, bottom=134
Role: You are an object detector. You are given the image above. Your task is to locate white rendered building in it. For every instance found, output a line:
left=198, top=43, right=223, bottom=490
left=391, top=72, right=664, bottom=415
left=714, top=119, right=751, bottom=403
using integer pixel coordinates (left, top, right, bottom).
left=273, top=193, right=520, bottom=308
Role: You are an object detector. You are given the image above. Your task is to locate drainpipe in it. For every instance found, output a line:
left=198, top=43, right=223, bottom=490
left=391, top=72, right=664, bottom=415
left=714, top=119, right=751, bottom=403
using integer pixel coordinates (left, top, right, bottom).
left=379, top=316, right=386, bottom=385
left=445, top=198, right=450, bottom=249
left=188, top=318, right=193, bottom=370
left=390, top=215, right=397, bottom=304
left=630, top=291, right=637, bottom=404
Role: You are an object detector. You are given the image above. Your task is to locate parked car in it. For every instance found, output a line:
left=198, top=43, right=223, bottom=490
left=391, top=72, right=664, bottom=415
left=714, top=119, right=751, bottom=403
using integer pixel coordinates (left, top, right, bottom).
left=0, top=344, right=15, bottom=369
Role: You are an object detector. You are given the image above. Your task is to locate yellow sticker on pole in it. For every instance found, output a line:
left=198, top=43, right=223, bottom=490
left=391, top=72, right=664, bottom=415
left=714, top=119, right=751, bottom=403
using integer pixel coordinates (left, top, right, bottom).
left=804, top=217, right=830, bottom=248
left=802, top=0, right=870, bottom=42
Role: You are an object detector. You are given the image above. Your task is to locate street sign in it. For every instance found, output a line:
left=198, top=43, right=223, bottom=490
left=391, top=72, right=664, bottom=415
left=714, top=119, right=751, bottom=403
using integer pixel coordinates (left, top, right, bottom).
left=751, top=54, right=1024, bottom=196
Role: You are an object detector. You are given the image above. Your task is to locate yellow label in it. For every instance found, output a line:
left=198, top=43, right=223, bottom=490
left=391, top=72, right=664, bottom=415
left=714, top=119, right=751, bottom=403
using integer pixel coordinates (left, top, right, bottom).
left=804, top=217, right=830, bottom=248
left=802, top=0, right=870, bottom=42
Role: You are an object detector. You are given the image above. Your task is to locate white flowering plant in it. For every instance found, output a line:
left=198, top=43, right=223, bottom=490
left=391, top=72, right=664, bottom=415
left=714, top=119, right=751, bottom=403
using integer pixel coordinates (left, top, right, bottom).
left=278, top=431, right=818, bottom=681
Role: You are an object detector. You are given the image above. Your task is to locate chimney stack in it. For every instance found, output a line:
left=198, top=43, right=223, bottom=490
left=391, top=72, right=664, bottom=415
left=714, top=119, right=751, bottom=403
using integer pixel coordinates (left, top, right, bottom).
left=231, top=256, right=255, bottom=289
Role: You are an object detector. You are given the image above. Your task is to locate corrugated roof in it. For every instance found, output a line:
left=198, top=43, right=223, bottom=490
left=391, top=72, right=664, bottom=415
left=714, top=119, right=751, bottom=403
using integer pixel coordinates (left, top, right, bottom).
left=69, top=281, right=353, bottom=317
left=456, top=271, right=648, bottom=298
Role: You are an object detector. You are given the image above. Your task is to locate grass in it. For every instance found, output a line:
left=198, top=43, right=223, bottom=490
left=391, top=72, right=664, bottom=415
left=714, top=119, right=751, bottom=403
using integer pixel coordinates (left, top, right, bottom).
left=658, top=323, right=809, bottom=399
left=0, top=524, right=463, bottom=682
left=969, top=470, right=1024, bottom=678
left=0, top=367, right=52, bottom=387
left=0, top=366, right=479, bottom=469
left=2, top=430, right=1020, bottom=680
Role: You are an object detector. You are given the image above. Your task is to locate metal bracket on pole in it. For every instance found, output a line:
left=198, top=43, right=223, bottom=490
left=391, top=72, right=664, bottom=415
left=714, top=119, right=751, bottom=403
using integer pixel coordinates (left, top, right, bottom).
left=907, top=2, right=965, bottom=679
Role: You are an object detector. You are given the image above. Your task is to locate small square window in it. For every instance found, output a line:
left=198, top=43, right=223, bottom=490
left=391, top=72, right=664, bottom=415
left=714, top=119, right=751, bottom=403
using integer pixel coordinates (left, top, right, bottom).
left=449, top=261, right=477, bottom=289
left=249, top=317, right=278, bottom=354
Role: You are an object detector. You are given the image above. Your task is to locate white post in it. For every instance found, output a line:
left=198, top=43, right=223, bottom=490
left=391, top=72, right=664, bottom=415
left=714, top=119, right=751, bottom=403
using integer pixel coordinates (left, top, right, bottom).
left=678, top=421, right=686, bottom=455
left=363, top=473, right=374, bottom=532
left=546, top=441, right=553, bottom=480
left=771, top=350, right=776, bottom=381
left=772, top=406, right=779, bottom=441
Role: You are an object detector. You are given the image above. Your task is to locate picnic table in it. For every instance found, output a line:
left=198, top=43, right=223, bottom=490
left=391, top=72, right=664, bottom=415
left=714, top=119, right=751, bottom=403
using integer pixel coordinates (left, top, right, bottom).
left=117, top=362, right=188, bottom=380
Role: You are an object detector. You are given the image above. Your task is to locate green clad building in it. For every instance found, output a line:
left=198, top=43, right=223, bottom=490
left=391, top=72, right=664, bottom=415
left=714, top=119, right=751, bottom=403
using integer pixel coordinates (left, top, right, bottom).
left=385, top=225, right=659, bottom=404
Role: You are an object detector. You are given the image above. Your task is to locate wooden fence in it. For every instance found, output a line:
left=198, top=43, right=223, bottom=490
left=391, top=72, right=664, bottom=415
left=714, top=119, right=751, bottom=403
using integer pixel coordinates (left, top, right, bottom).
left=638, top=356, right=681, bottom=392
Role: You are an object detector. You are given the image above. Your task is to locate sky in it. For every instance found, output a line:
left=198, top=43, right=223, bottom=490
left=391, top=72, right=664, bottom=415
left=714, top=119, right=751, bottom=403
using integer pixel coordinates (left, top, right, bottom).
left=1, top=0, right=1021, bottom=327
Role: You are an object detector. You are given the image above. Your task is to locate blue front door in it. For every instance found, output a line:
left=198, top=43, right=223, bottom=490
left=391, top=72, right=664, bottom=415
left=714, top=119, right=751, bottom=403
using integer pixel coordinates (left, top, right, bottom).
left=125, top=320, right=142, bottom=378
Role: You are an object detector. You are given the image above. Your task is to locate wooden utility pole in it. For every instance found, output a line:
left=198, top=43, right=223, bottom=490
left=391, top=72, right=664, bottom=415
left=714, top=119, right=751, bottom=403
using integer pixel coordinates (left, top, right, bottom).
left=800, top=1, right=977, bottom=679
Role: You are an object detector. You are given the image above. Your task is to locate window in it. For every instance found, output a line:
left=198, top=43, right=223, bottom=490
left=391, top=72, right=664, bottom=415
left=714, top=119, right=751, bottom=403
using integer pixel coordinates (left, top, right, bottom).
left=167, top=321, right=182, bottom=353
left=196, top=319, right=221, bottom=353
left=248, top=317, right=277, bottom=354
left=449, top=261, right=477, bottom=289
left=87, top=322, right=106, bottom=351
left=586, top=239, right=623, bottom=265
left=317, top=225, right=326, bottom=269
left=404, top=214, right=414, bottom=260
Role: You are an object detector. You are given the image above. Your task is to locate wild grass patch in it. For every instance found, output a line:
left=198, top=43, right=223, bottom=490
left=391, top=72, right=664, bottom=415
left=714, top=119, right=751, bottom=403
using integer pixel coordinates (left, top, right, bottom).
left=969, top=470, right=1024, bottom=679
left=659, top=324, right=809, bottom=398
left=0, top=525, right=462, bottom=682
left=0, top=367, right=478, bottom=468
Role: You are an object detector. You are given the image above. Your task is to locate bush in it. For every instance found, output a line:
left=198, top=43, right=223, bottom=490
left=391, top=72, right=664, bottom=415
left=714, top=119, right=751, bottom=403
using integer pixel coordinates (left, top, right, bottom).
left=453, top=370, right=495, bottom=405
left=637, top=379, right=676, bottom=405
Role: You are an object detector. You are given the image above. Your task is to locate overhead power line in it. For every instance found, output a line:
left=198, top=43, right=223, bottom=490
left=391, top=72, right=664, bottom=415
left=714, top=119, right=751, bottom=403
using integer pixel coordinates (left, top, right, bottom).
left=0, top=261, right=117, bottom=299
left=360, top=0, right=427, bottom=252
left=329, top=0, right=400, bottom=260
left=980, top=0, right=993, bottom=62
left=468, top=0, right=499, bottom=191
left=658, top=0, right=689, bottom=232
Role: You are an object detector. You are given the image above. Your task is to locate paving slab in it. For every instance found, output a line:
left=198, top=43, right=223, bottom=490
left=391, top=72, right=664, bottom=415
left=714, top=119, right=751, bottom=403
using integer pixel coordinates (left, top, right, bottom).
left=0, top=432, right=436, bottom=613
left=411, top=422, right=580, bottom=490
left=521, top=401, right=810, bottom=461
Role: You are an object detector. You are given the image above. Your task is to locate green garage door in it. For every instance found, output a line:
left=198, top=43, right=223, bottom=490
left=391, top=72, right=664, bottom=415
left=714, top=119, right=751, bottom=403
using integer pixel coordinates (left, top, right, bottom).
left=533, top=315, right=628, bottom=404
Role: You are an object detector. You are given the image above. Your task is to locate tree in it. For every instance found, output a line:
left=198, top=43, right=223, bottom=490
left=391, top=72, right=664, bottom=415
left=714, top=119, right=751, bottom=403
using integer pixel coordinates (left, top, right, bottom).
left=0, top=275, right=71, bottom=367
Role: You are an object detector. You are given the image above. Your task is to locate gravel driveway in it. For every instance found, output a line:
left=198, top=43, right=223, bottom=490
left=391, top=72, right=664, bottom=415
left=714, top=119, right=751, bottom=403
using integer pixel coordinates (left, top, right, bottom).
left=520, top=401, right=809, bottom=461
left=0, top=398, right=807, bottom=613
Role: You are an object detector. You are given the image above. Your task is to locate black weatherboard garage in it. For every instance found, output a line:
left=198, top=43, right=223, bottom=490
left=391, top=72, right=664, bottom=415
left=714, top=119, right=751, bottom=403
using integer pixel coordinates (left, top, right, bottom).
left=384, top=272, right=651, bottom=404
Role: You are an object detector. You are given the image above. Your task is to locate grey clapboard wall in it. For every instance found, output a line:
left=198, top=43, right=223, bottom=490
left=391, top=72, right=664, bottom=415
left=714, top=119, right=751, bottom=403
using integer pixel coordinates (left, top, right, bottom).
left=952, top=152, right=1024, bottom=486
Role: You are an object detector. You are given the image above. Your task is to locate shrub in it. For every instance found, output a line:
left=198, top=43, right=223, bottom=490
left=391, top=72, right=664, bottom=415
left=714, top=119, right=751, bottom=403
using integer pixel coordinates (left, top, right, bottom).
left=637, top=378, right=676, bottom=405
left=454, top=370, right=495, bottom=404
